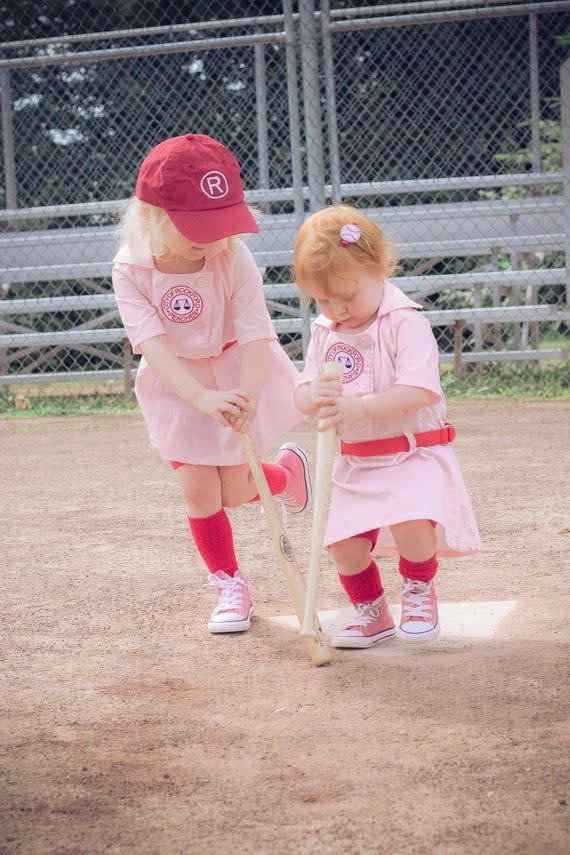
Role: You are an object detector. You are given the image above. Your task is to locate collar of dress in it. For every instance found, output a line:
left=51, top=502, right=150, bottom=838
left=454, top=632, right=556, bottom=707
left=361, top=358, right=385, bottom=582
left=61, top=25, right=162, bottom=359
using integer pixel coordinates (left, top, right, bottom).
left=312, top=281, right=422, bottom=330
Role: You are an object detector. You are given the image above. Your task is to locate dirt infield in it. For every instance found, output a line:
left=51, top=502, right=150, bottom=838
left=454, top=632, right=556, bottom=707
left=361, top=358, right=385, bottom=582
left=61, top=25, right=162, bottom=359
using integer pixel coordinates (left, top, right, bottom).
left=1, top=400, right=569, bottom=855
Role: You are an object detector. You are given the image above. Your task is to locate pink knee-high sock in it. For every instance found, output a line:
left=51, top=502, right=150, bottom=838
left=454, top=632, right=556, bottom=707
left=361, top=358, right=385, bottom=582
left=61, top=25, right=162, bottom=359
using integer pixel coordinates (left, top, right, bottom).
left=399, top=553, right=438, bottom=583
left=339, top=560, right=384, bottom=604
left=187, top=509, right=238, bottom=576
left=249, top=463, right=287, bottom=502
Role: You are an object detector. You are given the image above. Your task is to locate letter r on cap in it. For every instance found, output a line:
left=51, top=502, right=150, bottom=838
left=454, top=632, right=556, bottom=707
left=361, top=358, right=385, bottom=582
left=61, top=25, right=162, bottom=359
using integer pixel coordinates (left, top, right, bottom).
left=200, top=171, right=229, bottom=199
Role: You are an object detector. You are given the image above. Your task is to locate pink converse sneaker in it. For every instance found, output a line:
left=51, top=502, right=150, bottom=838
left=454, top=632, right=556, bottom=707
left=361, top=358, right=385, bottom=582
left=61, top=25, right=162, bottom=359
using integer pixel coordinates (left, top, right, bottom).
left=207, top=569, right=254, bottom=633
left=274, top=442, right=312, bottom=514
left=398, top=578, right=440, bottom=642
left=332, top=595, right=396, bottom=649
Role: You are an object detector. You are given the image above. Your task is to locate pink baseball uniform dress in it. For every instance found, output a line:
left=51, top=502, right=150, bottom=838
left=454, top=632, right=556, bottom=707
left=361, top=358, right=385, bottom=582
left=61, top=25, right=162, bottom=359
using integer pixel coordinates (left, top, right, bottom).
left=112, top=239, right=303, bottom=465
left=299, top=281, right=482, bottom=557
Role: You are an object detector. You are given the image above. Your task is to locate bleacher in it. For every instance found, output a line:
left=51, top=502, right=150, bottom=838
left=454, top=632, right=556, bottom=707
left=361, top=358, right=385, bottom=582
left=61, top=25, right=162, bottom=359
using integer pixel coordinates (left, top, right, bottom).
left=1, top=174, right=568, bottom=386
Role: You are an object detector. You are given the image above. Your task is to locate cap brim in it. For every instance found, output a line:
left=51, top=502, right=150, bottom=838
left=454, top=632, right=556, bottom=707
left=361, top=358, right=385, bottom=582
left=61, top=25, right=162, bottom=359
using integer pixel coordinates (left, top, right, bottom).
left=166, top=201, right=260, bottom=244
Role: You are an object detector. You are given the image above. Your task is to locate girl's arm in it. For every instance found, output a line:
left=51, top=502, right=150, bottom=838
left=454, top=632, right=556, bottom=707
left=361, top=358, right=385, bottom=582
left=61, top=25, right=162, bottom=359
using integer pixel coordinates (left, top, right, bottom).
left=139, top=335, right=248, bottom=426
left=363, top=386, right=436, bottom=419
left=228, top=244, right=286, bottom=431
left=317, top=385, right=436, bottom=432
left=294, top=324, right=342, bottom=418
left=239, top=339, right=270, bottom=403
left=294, top=383, right=314, bottom=416
left=294, top=374, right=342, bottom=418
left=225, top=338, right=271, bottom=433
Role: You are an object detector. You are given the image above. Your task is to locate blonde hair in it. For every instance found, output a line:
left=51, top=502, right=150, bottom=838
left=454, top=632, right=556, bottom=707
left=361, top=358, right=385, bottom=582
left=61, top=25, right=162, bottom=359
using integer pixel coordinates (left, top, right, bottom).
left=117, top=196, right=245, bottom=257
left=293, top=204, right=398, bottom=296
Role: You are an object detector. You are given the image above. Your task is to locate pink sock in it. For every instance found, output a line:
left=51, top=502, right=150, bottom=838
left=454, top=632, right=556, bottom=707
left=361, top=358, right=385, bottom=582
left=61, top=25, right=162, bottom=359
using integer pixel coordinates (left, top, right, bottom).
left=399, top=553, right=438, bottom=583
left=187, top=509, right=238, bottom=576
left=339, top=561, right=384, bottom=604
left=249, top=463, right=287, bottom=502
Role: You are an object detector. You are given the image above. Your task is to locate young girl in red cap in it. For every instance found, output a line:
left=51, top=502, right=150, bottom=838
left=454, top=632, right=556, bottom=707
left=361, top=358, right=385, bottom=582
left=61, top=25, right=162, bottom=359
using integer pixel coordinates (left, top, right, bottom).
left=113, top=134, right=309, bottom=634
left=294, top=205, right=481, bottom=648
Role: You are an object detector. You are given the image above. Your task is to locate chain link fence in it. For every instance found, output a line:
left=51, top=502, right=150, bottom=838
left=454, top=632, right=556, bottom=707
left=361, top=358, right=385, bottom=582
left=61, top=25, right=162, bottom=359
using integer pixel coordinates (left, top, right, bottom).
left=0, top=0, right=569, bottom=406
left=323, top=2, right=569, bottom=389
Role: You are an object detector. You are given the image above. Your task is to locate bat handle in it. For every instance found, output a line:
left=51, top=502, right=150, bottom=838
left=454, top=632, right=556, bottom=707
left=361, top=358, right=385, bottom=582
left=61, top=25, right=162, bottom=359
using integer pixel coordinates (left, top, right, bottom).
left=301, top=360, right=343, bottom=638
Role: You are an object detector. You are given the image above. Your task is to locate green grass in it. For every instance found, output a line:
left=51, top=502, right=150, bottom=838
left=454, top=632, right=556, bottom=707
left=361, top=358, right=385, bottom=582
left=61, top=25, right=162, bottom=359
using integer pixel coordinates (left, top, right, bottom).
left=440, top=361, right=570, bottom=398
left=540, top=330, right=569, bottom=350
left=0, top=391, right=139, bottom=418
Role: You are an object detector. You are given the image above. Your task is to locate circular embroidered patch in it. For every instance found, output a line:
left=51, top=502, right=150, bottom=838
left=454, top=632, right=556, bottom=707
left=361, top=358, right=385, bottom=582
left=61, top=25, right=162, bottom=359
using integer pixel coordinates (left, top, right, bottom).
left=161, top=286, right=203, bottom=324
left=325, top=342, right=364, bottom=383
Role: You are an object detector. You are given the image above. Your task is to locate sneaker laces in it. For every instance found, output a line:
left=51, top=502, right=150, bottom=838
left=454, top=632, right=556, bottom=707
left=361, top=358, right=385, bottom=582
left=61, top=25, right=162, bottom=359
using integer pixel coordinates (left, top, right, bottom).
left=401, top=579, right=433, bottom=620
left=208, top=573, right=248, bottom=613
left=347, top=599, right=383, bottom=629
left=279, top=487, right=295, bottom=505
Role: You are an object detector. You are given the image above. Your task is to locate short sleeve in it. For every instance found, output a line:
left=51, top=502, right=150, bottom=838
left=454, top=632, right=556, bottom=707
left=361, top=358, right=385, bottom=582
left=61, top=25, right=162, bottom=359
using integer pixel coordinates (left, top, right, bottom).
left=112, top=263, right=165, bottom=355
left=230, top=243, right=276, bottom=345
left=296, top=324, right=324, bottom=387
left=393, top=311, right=441, bottom=401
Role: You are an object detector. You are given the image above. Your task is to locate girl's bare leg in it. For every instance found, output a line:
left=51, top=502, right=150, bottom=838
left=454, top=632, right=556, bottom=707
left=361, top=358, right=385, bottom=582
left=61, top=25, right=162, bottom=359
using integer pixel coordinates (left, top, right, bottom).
left=219, top=463, right=256, bottom=508
left=329, top=536, right=373, bottom=576
left=390, top=519, right=436, bottom=562
left=174, top=463, right=222, bottom=517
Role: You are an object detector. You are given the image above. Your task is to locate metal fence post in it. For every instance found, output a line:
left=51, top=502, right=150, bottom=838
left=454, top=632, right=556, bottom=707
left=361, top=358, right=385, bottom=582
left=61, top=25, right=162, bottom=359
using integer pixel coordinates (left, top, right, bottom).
left=254, top=38, right=270, bottom=210
left=298, top=0, right=326, bottom=212
left=529, top=13, right=542, bottom=175
left=321, top=0, right=342, bottom=205
left=283, top=0, right=312, bottom=359
left=526, top=12, right=542, bottom=348
left=453, top=320, right=466, bottom=378
left=0, top=62, right=17, bottom=210
left=283, top=0, right=304, bottom=223
left=0, top=59, right=16, bottom=380
left=122, top=338, right=133, bottom=397
left=561, top=57, right=570, bottom=309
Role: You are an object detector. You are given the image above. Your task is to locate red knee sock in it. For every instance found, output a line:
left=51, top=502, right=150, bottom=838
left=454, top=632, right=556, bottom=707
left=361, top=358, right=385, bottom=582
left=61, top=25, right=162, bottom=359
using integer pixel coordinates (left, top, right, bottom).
left=249, top=463, right=287, bottom=502
left=399, top=553, right=438, bottom=583
left=261, top=463, right=287, bottom=494
left=187, top=509, right=238, bottom=576
left=339, top=560, right=384, bottom=605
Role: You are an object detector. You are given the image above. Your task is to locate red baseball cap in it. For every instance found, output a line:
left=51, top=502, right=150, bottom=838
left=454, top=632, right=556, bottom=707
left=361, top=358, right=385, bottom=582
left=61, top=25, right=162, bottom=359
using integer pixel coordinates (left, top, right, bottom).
left=135, top=133, right=259, bottom=243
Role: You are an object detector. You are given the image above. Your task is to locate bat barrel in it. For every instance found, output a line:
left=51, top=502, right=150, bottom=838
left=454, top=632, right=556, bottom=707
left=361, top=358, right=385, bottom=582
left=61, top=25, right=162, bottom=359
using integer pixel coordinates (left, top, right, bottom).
left=240, top=432, right=332, bottom=666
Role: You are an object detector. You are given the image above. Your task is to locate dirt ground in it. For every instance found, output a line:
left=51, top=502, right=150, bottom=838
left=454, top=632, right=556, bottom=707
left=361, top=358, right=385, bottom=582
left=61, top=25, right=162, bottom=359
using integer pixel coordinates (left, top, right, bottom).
left=1, top=400, right=569, bottom=855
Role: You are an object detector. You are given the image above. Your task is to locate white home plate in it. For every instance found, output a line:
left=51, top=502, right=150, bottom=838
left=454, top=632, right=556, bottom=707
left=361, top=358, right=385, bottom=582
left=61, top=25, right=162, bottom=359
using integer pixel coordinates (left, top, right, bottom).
left=270, top=600, right=518, bottom=656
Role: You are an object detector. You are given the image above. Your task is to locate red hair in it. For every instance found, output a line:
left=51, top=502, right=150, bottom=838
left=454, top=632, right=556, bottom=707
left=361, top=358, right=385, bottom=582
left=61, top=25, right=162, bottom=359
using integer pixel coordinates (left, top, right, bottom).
left=294, top=205, right=398, bottom=296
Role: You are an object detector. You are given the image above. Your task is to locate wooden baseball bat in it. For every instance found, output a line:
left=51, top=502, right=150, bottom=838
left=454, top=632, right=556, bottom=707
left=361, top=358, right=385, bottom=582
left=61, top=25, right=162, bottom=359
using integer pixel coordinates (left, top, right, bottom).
left=300, top=361, right=344, bottom=639
left=240, top=432, right=332, bottom=666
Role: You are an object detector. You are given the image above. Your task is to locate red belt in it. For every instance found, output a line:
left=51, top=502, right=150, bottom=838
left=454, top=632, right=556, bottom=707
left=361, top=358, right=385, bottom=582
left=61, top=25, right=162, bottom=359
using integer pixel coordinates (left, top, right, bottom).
left=340, top=423, right=456, bottom=457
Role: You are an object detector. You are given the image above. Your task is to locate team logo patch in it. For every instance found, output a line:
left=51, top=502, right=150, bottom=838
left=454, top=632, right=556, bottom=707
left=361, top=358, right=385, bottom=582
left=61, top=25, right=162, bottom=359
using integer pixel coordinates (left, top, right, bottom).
left=325, top=342, right=364, bottom=383
left=200, top=170, right=229, bottom=199
left=161, top=286, right=203, bottom=324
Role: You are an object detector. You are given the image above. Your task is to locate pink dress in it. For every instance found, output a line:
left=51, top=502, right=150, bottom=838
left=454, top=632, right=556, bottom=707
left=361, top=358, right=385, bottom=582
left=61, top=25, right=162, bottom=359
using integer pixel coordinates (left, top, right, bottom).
left=298, top=281, right=482, bottom=557
left=112, top=240, right=304, bottom=465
